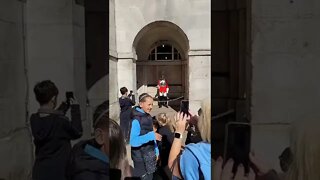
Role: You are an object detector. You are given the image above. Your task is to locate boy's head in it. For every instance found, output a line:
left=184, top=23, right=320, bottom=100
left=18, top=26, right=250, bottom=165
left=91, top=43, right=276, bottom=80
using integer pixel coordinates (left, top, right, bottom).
left=157, top=113, right=169, bottom=127
left=34, top=80, right=59, bottom=108
left=93, top=101, right=109, bottom=156
left=138, top=93, right=153, bottom=113
left=120, top=87, right=128, bottom=96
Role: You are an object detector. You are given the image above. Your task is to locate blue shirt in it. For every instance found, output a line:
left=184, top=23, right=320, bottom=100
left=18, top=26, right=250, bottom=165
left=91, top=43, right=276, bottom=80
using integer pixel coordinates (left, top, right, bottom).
left=129, top=107, right=159, bottom=156
left=180, top=142, right=211, bottom=180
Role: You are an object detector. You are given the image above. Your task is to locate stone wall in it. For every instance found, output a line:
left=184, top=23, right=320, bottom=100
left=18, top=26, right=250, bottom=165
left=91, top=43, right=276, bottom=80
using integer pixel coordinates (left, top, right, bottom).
left=189, top=51, right=211, bottom=114
left=251, top=0, right=320, bottom=171
left=109, top=0, right=120, bottom=122
left=0, top=1, right=87, bottom=179
left=0, top=1, right=33, bottom=179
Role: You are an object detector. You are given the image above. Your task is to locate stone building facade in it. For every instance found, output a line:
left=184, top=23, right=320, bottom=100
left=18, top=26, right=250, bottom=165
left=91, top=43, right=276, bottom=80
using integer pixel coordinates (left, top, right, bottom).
left=109, top=0, right=212, bottom=120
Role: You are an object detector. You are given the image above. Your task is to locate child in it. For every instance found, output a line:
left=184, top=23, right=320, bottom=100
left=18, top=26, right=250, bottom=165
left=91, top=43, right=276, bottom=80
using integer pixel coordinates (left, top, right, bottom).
left=30, top=80, right=82, bottom=180
left=156, top=113, right=175, bottom=180
left=119, top=87, right=135, bottom=142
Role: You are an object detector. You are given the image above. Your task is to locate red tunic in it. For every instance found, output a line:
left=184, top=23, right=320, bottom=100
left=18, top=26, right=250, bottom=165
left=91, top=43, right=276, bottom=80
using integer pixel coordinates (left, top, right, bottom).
left=157, top=79, right=168, bottom=93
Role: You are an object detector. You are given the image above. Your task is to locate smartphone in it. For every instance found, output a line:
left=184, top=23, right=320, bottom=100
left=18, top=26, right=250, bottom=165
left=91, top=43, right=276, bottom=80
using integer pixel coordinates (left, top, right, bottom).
left=110, top=168, right=121, bottom=180
left=66, top=91, right=74, bottom=101
left=224, top=122, right=251, bottom=174
left=180, top=100, right=190, bottom=116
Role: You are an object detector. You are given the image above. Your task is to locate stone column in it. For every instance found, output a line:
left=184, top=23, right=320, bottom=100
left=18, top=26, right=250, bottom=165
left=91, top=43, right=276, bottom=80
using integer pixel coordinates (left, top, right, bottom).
left=72, top=2, right=88, bottom=138
left=188, top=50, right=211, bottom=114
left=117, top=53, right=136, bottom=97
left=109, top=55, right=120, bottom=121
left=0, top=1, right=33, bottom=179
left=108, top=0, right=120, bottom=121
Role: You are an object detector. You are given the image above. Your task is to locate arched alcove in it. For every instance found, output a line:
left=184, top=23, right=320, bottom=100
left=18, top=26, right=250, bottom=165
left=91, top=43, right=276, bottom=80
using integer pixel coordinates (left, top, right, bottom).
left=132, top=21, right=189, bottom=99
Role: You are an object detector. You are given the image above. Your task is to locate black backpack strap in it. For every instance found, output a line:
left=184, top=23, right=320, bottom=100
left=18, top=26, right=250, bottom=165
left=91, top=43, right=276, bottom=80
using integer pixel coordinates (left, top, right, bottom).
left=184, top=147, right=205, bottom=180
left=171, top=149, right=184, bottom=180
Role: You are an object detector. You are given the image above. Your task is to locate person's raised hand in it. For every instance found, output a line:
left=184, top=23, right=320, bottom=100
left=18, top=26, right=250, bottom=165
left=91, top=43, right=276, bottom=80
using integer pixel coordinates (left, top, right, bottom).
left=234, top=164, right=255, bottom=180
left=249, top=151, right=271, bottom=176
left=213, top=157, right=255, bottom=180
left=69, top=96, right=78, bottom=105
left=175, top=112, right=189, bottom=134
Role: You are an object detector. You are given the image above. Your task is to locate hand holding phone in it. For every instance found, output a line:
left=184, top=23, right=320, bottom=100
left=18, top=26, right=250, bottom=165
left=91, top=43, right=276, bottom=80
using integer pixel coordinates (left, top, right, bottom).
left=66, top=91, right=77, bottom=105
left=224, top=122, right=251, bottom=174
left=180, top=100, right=191, bottom=116
left=66, top=91, right=74, bottom=100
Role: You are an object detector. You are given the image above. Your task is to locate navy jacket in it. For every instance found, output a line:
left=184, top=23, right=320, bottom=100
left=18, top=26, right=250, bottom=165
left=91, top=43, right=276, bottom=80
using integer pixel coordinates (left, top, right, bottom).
left=30, top=105, right=82, bottom=180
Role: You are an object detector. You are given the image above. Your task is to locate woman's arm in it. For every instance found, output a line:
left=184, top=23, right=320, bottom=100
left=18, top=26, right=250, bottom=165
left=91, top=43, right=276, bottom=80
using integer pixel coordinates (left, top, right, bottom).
left=168, top=112, right=188, bottom=179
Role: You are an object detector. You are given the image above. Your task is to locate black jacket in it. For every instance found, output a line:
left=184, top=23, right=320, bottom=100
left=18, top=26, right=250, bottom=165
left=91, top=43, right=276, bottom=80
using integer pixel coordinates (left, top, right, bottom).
left=30, top=105, right=83, bottom=180
left=67, top=139, right=109, bottom=180
left=157, top=125, right=174, bottom=167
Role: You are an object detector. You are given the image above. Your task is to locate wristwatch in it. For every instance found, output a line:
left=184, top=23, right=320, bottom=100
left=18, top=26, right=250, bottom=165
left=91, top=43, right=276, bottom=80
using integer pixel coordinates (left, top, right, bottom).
left=174, top=132, right=182, bottom=139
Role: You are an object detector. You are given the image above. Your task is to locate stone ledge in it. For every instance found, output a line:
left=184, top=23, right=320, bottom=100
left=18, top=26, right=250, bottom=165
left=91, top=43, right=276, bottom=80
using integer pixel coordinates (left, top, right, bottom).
left=109, top=50, right=118, bottom=59
left=188, top=49, right=211, bottom=56
left=117, top=52, right=136, bottom=59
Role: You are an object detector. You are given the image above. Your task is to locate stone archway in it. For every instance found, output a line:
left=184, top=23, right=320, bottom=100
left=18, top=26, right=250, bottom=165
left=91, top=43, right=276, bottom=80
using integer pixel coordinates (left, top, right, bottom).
left=132, top=21, right=189, bottom=100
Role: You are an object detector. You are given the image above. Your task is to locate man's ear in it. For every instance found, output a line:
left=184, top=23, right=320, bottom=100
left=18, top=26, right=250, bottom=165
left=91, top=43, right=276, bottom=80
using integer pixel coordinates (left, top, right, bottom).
left=139, top=102, right=143, bottom=107
left=94, top=128, right=104, bottom=145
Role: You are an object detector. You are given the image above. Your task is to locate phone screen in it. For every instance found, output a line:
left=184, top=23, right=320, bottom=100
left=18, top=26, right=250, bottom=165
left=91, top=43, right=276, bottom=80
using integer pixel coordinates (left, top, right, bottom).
left=180, top=100, right=189, bottom=116
left=224, top=123, right=251, bottom=174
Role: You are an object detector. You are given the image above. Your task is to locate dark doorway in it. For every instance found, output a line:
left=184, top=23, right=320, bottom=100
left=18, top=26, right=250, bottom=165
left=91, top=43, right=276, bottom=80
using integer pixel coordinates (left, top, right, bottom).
left=212, top=0, right=251, bottom=159
left=84, top=0, right=108, bottom=90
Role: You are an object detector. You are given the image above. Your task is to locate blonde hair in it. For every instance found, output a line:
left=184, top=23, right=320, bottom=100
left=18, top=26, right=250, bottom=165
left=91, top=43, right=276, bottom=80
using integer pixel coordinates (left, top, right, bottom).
left=157, top=113, right=175, bottom=132
left=285, top=118, right=320, bottom=180
left=197, top=99, right=211, bottom=143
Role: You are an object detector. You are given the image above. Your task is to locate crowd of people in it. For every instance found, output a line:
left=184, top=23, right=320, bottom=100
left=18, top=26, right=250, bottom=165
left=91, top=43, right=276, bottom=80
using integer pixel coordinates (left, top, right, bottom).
left=29, top=80, right=212, bottom=180
left=29, top=79, right=320, bottom=180
left=117, top=85, right=212, bottom=180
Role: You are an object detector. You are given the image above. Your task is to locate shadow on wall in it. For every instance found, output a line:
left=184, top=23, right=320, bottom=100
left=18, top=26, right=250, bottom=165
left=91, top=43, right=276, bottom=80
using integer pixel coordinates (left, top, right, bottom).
left=87, top=74, right=109, bottom=122
left=88, top=75, right=108, bottom=107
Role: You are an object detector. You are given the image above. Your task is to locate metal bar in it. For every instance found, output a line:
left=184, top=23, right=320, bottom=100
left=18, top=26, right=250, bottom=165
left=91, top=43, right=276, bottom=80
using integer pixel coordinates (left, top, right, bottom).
left=213, top=109, right=235, bottom=120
